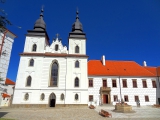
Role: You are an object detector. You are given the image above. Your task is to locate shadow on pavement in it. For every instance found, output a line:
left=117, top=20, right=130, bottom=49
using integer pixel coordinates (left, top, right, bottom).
left=0, top=112, right=8, bottom=118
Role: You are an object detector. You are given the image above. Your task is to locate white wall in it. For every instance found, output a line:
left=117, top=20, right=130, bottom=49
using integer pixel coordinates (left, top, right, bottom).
left=88, top=76, right=160, bottom=106
left=68, top=38, right=86, bottom=54
left=0, top=32, right=14, bottom=80
left=13, top=56, right=88, bottom=105
left=0, top=84, right=14, bottom=106
left=23, top=36, right=47, bottom=53
left=0, top=31, right=16, bottom=106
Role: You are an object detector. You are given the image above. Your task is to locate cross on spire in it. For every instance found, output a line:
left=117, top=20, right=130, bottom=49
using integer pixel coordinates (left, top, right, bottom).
left=56, top=33, right=59, bottom=38
left=40, top=5, right=44, bottom=18
left=76, top=7, right=79, bottom=19
left=42, top=5, right=44, bottom=10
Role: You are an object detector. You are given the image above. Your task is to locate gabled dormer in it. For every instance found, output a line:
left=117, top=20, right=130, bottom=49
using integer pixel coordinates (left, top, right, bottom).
left=45, top=35, right=68, bottom=54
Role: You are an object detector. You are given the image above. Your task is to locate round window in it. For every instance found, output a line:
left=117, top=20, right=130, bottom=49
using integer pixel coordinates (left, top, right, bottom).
left=61, top=93, right=64, bottom=100
left=41, top=93, right=45, bottom=100
left=75, top=94, right=78, bottom=100
left=24, top=93, right=29, bottom=101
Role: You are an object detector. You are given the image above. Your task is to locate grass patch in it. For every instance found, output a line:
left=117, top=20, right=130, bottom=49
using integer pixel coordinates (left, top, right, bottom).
left=0, top=118, right=15, bottom=120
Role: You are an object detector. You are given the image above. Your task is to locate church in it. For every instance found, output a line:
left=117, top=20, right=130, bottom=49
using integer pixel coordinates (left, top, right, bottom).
left=12, top=9, right=160, bottom=107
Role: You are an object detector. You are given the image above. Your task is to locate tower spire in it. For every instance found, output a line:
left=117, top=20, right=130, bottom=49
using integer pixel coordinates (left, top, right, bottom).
left=71, top=9, right=83, bottom=32
left=76, top=8, right=79, bottom=19
left=34, top=6, right=46, bottom=31
left=40, top=6, right=44, bottom=18
left=69, top=9, right=86, bottom=39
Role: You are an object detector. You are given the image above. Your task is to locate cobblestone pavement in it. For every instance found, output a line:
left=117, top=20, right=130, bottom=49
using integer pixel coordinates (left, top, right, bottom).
left=0, top=105, right=160, bottom=120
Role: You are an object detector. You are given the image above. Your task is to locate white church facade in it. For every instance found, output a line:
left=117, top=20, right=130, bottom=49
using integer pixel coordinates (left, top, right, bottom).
left=12, top=9, right=88, bottom=107
left=12, top=9, right=160, bottom=107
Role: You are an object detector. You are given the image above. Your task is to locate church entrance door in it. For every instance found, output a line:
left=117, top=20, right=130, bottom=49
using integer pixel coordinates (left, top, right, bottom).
left=158, top=98, right=160, bottom=105
left=49, top=93, right=56, bottom=107
left=103, top=94, right=108, bottom=104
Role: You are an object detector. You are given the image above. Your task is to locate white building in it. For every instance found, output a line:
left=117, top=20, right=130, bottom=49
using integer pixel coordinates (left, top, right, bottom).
left=88, top=56, right=160, bottom=106
left=12, top=9, right=160, bottom=107
left=0, top=28, right=16, bottom=106
left=12, top=9, right=88, bottom=107
left=0, top=28, right=16, bottom=80
left=0, top=78, right=15, bottom=106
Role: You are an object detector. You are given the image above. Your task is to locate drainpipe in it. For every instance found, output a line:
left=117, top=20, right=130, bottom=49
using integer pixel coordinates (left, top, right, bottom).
left=156, top=68, right=160, bottom=88
left=0, top=29, right=8, bottom=57
left=156, top=68, right=160, bottom=104
left=119, top=76, right=122, bottom=102
left=64, top=57, right=67, bottom=107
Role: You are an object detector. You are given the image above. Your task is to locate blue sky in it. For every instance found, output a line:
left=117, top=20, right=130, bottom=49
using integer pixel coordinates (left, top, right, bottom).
left=1, top=0, right=160, bottom=81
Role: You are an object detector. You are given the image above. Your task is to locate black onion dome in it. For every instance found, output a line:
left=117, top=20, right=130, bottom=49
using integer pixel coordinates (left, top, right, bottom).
left=72, top=10, right=83, bottom=32
left=34, top=8, right=46, bottom=31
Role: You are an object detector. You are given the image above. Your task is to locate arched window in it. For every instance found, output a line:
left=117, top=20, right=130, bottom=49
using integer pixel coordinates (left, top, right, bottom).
left=75, top=93, right=78, bottom=100
left=24, top=93, right=29, bottom=100
left=29, top=59, right=34, bottom=66
left=32, top=44, right=37, bottom=51
left=60, top=93, right=64, bottom=100
left=50, top=62, right=58, bottom=86
left=75, top=77, right=79, bottom=87
left=55, top=44, right=59, bottom=51
left=26, top=76, right=32, bottom=86
left=75, top=46, right=79, bottom=53
left=40, top=93, right=45, bottom=101
left=75, top=60, right=79, bottom=68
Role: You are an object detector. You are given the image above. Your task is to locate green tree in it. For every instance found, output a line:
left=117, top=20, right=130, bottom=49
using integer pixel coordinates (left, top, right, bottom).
left=0, top=0, right=12, bottom=31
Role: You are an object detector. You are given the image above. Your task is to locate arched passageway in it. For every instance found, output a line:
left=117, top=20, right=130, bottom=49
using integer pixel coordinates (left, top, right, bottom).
left=49, top=93, right=56, bottom=107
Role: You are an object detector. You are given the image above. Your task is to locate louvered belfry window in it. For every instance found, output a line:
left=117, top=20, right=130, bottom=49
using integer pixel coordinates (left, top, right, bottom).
left=32, top=44, right=37, bottom=51
left=75, top=46, right=79, bottom=53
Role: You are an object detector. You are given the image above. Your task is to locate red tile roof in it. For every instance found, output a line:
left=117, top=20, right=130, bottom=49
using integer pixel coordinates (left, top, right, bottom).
left=5, top=78, right=15, bottom=85
left=143, top=67, right=157, bottom=76
left=2, top=93, right=10, bottom=98
left=88, top=60, right=156, bottom=77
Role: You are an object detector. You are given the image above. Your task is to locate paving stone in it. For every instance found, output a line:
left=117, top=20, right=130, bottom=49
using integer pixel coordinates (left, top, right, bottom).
left=0, top=105, right=160, bottom=120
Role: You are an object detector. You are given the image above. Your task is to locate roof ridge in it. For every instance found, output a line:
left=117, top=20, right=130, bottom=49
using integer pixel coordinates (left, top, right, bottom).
left=105, top=60, right=135, bottom=62
left=144, top=66, right=157, bottom=68
left=135, top=63, right=156, bottom=76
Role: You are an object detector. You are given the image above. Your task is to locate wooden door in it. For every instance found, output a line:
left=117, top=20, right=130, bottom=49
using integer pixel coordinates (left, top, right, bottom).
left=106, top=95, right=108, bottom=103
left=158, top=98, right=160, bottom=105
left=103, top=95, right=106, bottom=103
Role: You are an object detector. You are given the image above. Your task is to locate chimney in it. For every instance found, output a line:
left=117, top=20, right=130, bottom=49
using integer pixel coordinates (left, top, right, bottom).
left=101, top=55, right=105, bottom=66
left=143, top=61, right=147, bottom=67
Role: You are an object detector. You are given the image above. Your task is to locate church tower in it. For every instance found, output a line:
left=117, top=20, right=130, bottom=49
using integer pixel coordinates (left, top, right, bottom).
left=23, top=8, right=49, bottom=53
left=65, top=10, right=88, bottom=105
left=68, top=10, right=86, bottom=55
